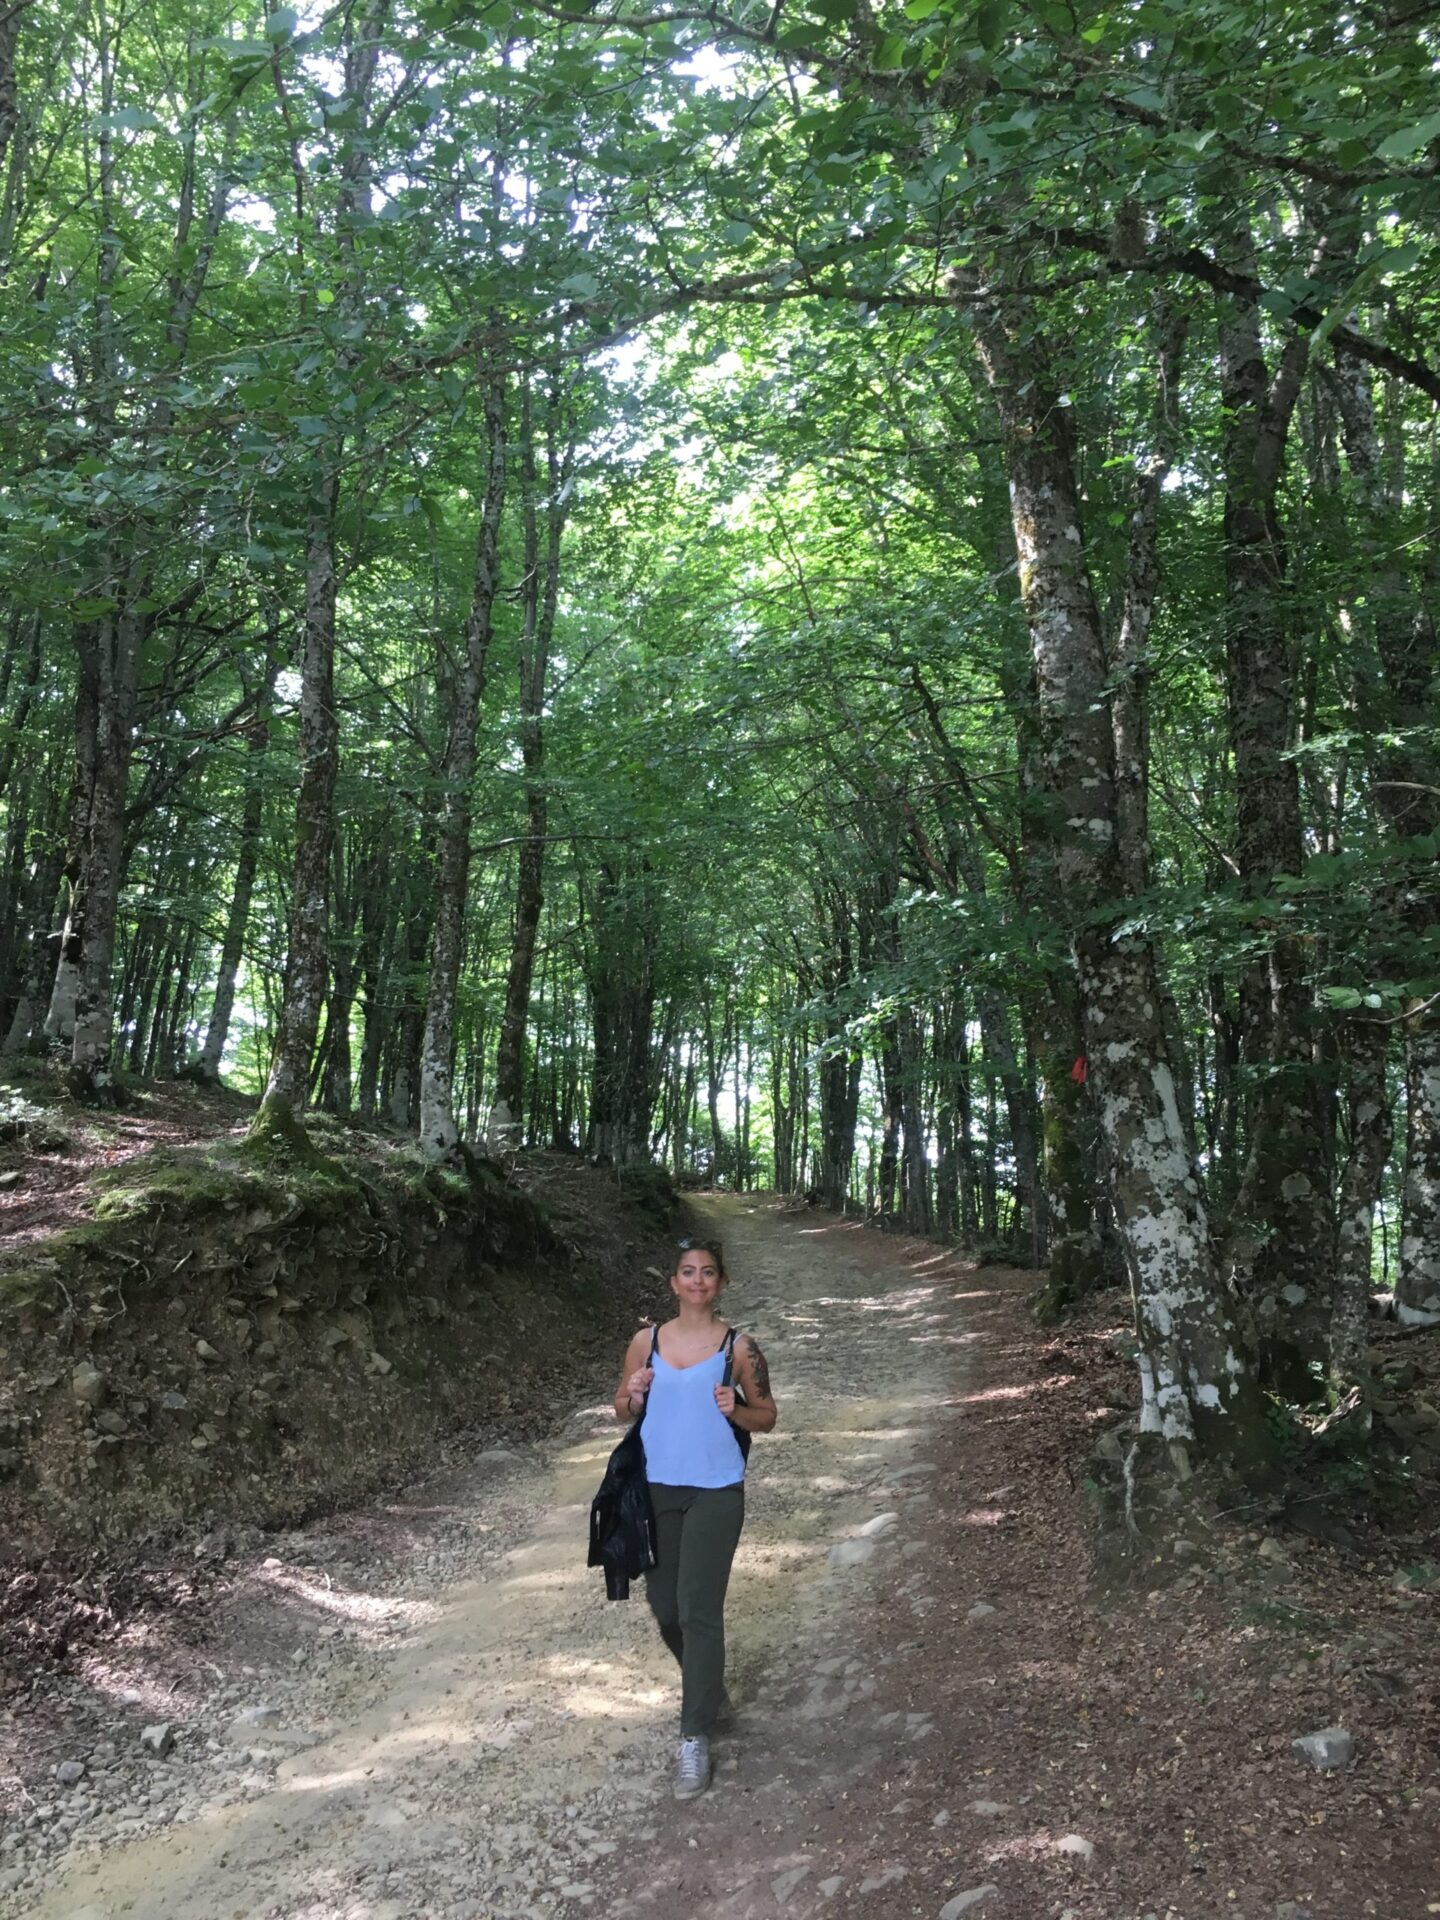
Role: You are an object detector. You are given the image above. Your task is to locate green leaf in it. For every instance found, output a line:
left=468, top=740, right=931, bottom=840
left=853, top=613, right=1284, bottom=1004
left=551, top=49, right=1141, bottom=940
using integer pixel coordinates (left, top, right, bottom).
left=1306, top=243, right=1422, bottom=353
left=976, top=0, right=1006, bottom=48
left=94, top=106, right=165, bottom=133
left=905, top=0, right=943, bottom=18
left=264, top=7, right=298, bottom=42
left=1376, top=111, right=1440, bottom=160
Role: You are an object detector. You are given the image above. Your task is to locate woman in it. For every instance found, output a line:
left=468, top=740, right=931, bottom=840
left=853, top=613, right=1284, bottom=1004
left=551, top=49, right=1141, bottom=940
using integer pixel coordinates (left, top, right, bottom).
left=614, top=1235, right=777, bottom=1800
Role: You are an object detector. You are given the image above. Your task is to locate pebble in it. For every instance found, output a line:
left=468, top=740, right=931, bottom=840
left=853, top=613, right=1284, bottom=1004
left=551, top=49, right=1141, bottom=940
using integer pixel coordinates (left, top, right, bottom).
left=139, top=1724, right=174, bottom=1757
left=858, top=1511, right=899, bottom=1538
left=54, top=1761, right=86, bottom=1787
left=772, top=1866, right=811, bottom=1905
left=966, top=1602, right=997, bottom=1621
left=1054, top=1833, right=1095, bottom=1859
left=70, top=1363, right=106, bottom=1406
left=1292, top=1726, right=1355, bottom=1771
left=967, top=1800, right=1012, bottom=1817
left=940, top=1888, right=1001, bottom=1918
left=828, top=1539, right=875, bottom=1568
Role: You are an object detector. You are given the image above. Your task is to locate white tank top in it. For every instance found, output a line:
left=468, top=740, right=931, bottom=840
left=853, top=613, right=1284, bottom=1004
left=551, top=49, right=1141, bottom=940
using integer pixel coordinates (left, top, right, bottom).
left=641, top=1332, right=746, bottom=1489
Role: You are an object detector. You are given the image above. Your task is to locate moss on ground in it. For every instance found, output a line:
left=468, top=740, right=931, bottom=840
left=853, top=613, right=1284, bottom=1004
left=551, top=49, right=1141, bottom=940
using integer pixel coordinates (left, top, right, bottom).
left=0, top=1086, right=558, bottom=1340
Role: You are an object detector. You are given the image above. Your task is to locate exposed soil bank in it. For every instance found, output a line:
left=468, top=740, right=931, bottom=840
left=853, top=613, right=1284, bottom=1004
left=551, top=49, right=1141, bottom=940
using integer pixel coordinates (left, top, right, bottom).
left=0, top=1083, right=680, bottom=1655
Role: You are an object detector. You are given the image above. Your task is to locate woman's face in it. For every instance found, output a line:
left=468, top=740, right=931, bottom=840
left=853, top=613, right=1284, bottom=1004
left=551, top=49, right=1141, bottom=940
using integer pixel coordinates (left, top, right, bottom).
left=671, top=1247, right=723, bottom=1310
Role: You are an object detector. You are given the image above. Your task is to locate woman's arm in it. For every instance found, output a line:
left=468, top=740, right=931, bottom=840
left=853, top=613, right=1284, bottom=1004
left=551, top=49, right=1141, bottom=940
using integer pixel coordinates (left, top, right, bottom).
left=723, top=1334, right=777, bottom=1434
left=614, top=1327, right=654, bottom=1424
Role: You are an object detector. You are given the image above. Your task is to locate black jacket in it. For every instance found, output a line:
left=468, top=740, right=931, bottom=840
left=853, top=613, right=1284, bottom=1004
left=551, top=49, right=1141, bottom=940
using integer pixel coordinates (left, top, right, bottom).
left=588, top=1327, right=660, bottom=1601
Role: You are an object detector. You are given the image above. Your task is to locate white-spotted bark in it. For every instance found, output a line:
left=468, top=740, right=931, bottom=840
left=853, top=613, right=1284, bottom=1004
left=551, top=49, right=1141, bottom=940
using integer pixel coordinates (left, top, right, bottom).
left=972, top=292, right=1267, bottom=1461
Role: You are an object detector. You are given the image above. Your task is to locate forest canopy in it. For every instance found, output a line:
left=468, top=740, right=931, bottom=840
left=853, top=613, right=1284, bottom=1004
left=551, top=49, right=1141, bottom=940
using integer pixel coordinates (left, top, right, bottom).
left=1, top=0, right=1437, bottom=1466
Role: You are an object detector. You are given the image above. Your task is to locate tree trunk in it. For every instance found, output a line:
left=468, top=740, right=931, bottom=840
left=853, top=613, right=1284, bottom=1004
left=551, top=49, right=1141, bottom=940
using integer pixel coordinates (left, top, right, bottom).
left=1398, top=1026, right=1440, bottom=1325
left=257, top=0, right=386, bottom=1130
left=978, top=992, right=1039, bottom=1257
left=199, top=668, right=276, bottom=1079
left=972, top=288, right=1268, bottom=1463
left=0, top=790, right=30, bottom=1029
left=3, top=833, right=64, bottom=1056
left=419, top=368, right=508, bottom=1159
left=1331, top=1018, right=1393, bottom=1378
left=492, top=382, right=568, bottom=1143
left=1330, top=353, right=1440, bottom=1328
left=1215, top=270, right=1335, bottom=1394
left=45, top=644, right=101, bottom=1047
left=262, top=485, right=340, bottom=1114
left=69, top=600, right=145, bottom=1093
left=0, top=612, right=41, bottom=802
left=1034, top=983, right=1107, bottom=1315
left=583, top=859, right=660, bottom=1165
left=899, top=1006, right=931, bottom=1235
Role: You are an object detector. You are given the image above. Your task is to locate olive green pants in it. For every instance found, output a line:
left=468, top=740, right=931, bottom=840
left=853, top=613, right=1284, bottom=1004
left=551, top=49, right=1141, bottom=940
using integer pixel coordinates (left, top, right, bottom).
left=644, top=1481, right=745, bottom=1737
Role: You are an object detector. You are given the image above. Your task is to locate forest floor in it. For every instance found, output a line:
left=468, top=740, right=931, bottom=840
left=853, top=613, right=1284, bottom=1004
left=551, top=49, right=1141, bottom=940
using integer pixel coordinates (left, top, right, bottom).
left=0, top=1066, right=256, bottom=1256
left=2, top=1193, right=1437, bottom=1919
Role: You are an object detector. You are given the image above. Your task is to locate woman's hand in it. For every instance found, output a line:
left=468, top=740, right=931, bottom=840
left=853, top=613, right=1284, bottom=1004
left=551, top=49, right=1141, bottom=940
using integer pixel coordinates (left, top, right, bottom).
left=713, top=1383, right=736, bottom=1417
left=626, top=1366, right=654, bottom=1404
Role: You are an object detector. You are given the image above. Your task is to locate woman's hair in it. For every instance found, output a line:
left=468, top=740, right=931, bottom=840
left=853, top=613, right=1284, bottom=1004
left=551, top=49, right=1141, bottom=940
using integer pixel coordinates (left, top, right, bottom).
left=674, top=1235, right=727, bottom=1281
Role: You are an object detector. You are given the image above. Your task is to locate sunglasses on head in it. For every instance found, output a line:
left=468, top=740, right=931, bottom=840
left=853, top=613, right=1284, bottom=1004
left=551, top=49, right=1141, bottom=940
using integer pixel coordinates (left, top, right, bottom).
left=676, top=1236, right=723, bottom=1258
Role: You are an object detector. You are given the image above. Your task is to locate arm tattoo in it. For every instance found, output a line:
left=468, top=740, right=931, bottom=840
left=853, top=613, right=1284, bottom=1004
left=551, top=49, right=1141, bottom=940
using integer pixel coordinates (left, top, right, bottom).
left=745, top=1336, right=771, bottom=1402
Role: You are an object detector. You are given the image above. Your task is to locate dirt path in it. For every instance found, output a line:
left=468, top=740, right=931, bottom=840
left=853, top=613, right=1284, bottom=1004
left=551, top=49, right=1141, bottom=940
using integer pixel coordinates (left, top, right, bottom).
left=8, top=1197, right=1437, bottom=1920
left=6, top=1197, right=974, bottom=1920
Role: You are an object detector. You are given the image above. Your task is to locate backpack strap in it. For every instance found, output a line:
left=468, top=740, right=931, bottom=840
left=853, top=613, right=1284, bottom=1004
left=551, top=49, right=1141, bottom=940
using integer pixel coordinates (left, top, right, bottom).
left=632, top=1324, right=660, bottom=1430
left=721, top=1327, right=745, bottom=1395
left=720, top=1328, right=752, bottom=1460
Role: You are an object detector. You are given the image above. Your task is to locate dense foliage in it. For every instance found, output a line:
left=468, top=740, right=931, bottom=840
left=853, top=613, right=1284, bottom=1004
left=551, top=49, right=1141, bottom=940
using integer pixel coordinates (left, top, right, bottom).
left=2, top=0, right=1437, bottom=1459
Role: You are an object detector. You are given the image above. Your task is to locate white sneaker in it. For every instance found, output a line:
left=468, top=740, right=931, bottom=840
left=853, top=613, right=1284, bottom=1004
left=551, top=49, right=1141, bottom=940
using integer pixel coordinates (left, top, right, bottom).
left=673, top=1734, right=712, bottom=1800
